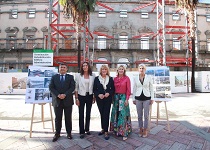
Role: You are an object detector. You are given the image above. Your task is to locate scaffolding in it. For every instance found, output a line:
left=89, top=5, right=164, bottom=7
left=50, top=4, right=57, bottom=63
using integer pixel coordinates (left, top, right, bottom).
left=47, top=0, right=193, bottom=67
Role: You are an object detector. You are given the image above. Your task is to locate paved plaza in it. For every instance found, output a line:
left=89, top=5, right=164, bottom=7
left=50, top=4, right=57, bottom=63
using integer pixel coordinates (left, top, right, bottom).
left=0, top=93, right=210, bottom=150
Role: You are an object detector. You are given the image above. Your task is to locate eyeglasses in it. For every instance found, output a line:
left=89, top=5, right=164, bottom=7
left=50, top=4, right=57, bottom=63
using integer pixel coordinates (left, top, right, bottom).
left=139, top=68, right=144, bottom=69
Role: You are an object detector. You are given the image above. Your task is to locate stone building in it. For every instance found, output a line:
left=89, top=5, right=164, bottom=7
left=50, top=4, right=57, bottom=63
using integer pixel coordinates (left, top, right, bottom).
left=0, top=0, right=210, bottom=72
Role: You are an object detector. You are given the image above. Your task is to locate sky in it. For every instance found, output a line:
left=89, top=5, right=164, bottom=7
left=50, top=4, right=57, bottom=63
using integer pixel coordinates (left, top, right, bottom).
left=199, top=0, right=210, bottom=4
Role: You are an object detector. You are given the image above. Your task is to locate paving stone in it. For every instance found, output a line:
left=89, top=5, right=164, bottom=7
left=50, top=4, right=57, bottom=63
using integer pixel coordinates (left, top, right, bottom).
left=150, top=125, right=165, bottom=135
left=0, top=132, right=27, bottom=149
left=105, top=136, right=127, bottom=149
left=74, top=139, right=93, bottom=149
left=0, top=94, right=210, bottom=150
left=180, top=120, right=210, bottom=142
left=202, top=141, right=210, bottom=150
left=57, top=138, right=76, bottom=149
left=125, top=138, right=143, bottom=147
left=171, top=130, right=205, bottom=144
left=152, top=143, right=171, bottom=150
left=29, top=144, right=48, bottom=150
left=135, top=144, right=153, bottom=150
left=5, top=137, right=29, bottom=150
left=46, top=145, right=65, bottom=150
left=65, top=145, right=83, bottom=150
left=39, top=136, right=60, bottom=149
left=25, top=136, right=43, bottom=149
left=157, top=131, right=191, bottom=145
left=149, top=134, right=174, bottom=146
left=186, top=141, right=203, bottom=150
left=100, top=144, right=119, bottom=150
left=169, top=142, right=187, bottom=150
left=87, top=136, right=110, bottom=148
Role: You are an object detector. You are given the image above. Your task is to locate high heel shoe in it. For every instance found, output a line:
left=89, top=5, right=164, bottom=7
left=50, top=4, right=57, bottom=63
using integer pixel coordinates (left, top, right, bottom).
left=142, top=128, right=148, bottom=138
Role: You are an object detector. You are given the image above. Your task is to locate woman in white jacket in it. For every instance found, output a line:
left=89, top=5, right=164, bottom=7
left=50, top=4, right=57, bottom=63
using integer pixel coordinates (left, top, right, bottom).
left=133, top=64, right=154, bottom=138
left=75, top=62, right=95, bottom=139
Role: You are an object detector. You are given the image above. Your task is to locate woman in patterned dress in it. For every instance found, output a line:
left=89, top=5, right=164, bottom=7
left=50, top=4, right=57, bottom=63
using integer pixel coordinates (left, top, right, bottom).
left=110, top=65, right=132, bottom=141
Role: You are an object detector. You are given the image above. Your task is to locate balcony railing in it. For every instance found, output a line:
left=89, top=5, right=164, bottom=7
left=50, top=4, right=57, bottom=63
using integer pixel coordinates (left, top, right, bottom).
left=0, top=38, right=209, bottom=52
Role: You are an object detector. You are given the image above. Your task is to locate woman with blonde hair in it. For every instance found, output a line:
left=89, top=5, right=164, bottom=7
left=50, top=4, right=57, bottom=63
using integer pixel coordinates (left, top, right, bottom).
left=110, top=65, right=132, bottom=141
left=133, top=64, right=154, bottom=138
left=93, top=65, right=115, bottom=140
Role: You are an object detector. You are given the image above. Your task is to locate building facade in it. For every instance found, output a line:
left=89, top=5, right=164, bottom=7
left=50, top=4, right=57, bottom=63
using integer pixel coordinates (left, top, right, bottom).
left=0, top=0, right=210, bottom=72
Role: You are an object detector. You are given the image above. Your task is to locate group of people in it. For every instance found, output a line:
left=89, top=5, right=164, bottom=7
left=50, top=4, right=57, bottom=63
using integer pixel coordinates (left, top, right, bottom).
left=49, top=62, right=154, bottom=142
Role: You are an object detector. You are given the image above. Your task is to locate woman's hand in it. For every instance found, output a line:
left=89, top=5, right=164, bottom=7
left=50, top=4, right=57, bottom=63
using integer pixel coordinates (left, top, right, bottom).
left=92, top=97, right=96, bottom=104
left=76, top=99, right=80, bottom=106
left=133, top=100, right=136, bottom=105
left=150, top=100, right=154, bottom=105
left=104, top=93, right=110, bottom=98
left=98, top=94, right=104, bottom=99
left=124, top=100, right=129, bottom=106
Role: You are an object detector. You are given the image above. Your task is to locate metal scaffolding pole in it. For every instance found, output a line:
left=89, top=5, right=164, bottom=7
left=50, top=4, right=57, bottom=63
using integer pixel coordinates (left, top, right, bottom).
left=48, top=0, right=53, bottom=50
left=56, top=2, right=60, bottom=55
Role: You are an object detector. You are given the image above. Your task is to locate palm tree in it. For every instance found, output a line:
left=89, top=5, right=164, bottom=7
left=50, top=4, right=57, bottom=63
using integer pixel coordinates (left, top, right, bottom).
left=59, top=0, right=97, bottom=72
left=175, top=0, right=199, bottom=93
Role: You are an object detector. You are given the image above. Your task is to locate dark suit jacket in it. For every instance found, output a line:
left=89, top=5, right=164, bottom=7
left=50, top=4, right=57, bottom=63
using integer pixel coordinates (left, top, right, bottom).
left=49, top=74, right=75, bottom=107
left=93, top=76, right=115, bottom=101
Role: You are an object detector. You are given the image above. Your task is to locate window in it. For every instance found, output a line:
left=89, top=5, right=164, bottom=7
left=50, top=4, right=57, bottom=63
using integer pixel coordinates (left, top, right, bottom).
left=172, top=13, right=180, bottom=21
left=46, top=11, right=54, bottom=18
left=98, top=9, right=106, bottom=18
left=119, top=36, right=128, bottom=49
left=207, top=39, right=210, bottom=51
left=25, top=35, right=35, bottom=49
left=7, top=35, right=16, bottom=49
left=173, top=38, right=180, bottom=50
left=141, top=12, right=149, bottom=19
left=120, top=10, right=127, bottom=18
left=97, top=36, right=106, bottom=49
left=206, top=14, right=210, bottom=22
left=96, top=58, right=108, bottom=71
left=141, top=37, right=149, bottom=49
left=28, top=9, right=36, bottom=18
left=10, top=9, right=18, bottom=19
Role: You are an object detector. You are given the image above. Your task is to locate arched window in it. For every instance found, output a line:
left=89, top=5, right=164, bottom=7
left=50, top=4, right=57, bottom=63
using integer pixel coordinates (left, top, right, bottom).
left=117, top=58, right=130, bottom=68
left=96, top=58, right=108, bottom=71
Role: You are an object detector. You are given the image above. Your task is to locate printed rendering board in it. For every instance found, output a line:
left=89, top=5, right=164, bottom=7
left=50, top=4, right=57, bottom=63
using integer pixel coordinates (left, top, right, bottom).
left=25, top=66, right=58, bottom=104
left=146, top=66, right=172, bottom=101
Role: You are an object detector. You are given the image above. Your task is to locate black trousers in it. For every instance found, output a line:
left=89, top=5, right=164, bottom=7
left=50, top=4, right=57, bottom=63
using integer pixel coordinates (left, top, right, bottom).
left=96, top=97, right=112, bottom=132
left=78, top=94, right=93, bottom=134
left=54, top=101, right=72, bottom=134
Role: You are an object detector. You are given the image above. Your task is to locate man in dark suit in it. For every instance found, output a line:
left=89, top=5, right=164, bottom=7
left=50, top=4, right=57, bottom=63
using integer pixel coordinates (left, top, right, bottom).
left=49, top=63, right=75, bottom=142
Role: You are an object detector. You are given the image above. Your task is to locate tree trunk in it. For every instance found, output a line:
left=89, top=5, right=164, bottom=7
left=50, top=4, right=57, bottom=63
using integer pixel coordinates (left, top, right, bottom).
left=191, top=37, right=196, bottom=92
left=78, top=36, right=81, bottom=73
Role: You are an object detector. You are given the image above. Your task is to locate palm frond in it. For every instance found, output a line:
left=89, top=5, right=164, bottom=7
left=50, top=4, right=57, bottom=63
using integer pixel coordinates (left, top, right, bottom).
left=59, top=0, right=97, bottom=25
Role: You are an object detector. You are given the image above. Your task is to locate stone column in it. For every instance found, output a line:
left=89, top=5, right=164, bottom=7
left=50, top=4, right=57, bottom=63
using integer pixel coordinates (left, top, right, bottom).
left=132, top=52, right=137, bottom=68
left=110, top=52, right=115, bottom=69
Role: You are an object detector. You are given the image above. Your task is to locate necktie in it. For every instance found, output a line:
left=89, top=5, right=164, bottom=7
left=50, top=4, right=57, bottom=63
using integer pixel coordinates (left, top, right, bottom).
left=61, top=75, right=64, bottom=86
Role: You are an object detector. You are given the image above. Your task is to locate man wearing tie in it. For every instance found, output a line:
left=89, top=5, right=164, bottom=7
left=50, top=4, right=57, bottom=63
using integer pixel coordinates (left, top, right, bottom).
left=49, top=63, right=75, bottom=142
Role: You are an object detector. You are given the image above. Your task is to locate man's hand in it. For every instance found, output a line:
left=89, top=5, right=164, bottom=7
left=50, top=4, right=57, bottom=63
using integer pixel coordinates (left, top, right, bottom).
left=133, top=100, right=136, bottom=105
left=58, top=94, right=66, bottom=99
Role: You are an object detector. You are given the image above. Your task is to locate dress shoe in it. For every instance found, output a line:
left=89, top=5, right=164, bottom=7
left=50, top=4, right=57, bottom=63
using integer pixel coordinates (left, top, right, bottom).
left=104, top=132, right=110, bottom=140
left=52, top=134, right=60, bottom=142
left=86, top=131, right=91, bottom=135
left=80, top=134, right=85, bottom=139
left=98, top=130, right=105, bottom=136
left=67, top=133, right=72, bottom=139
